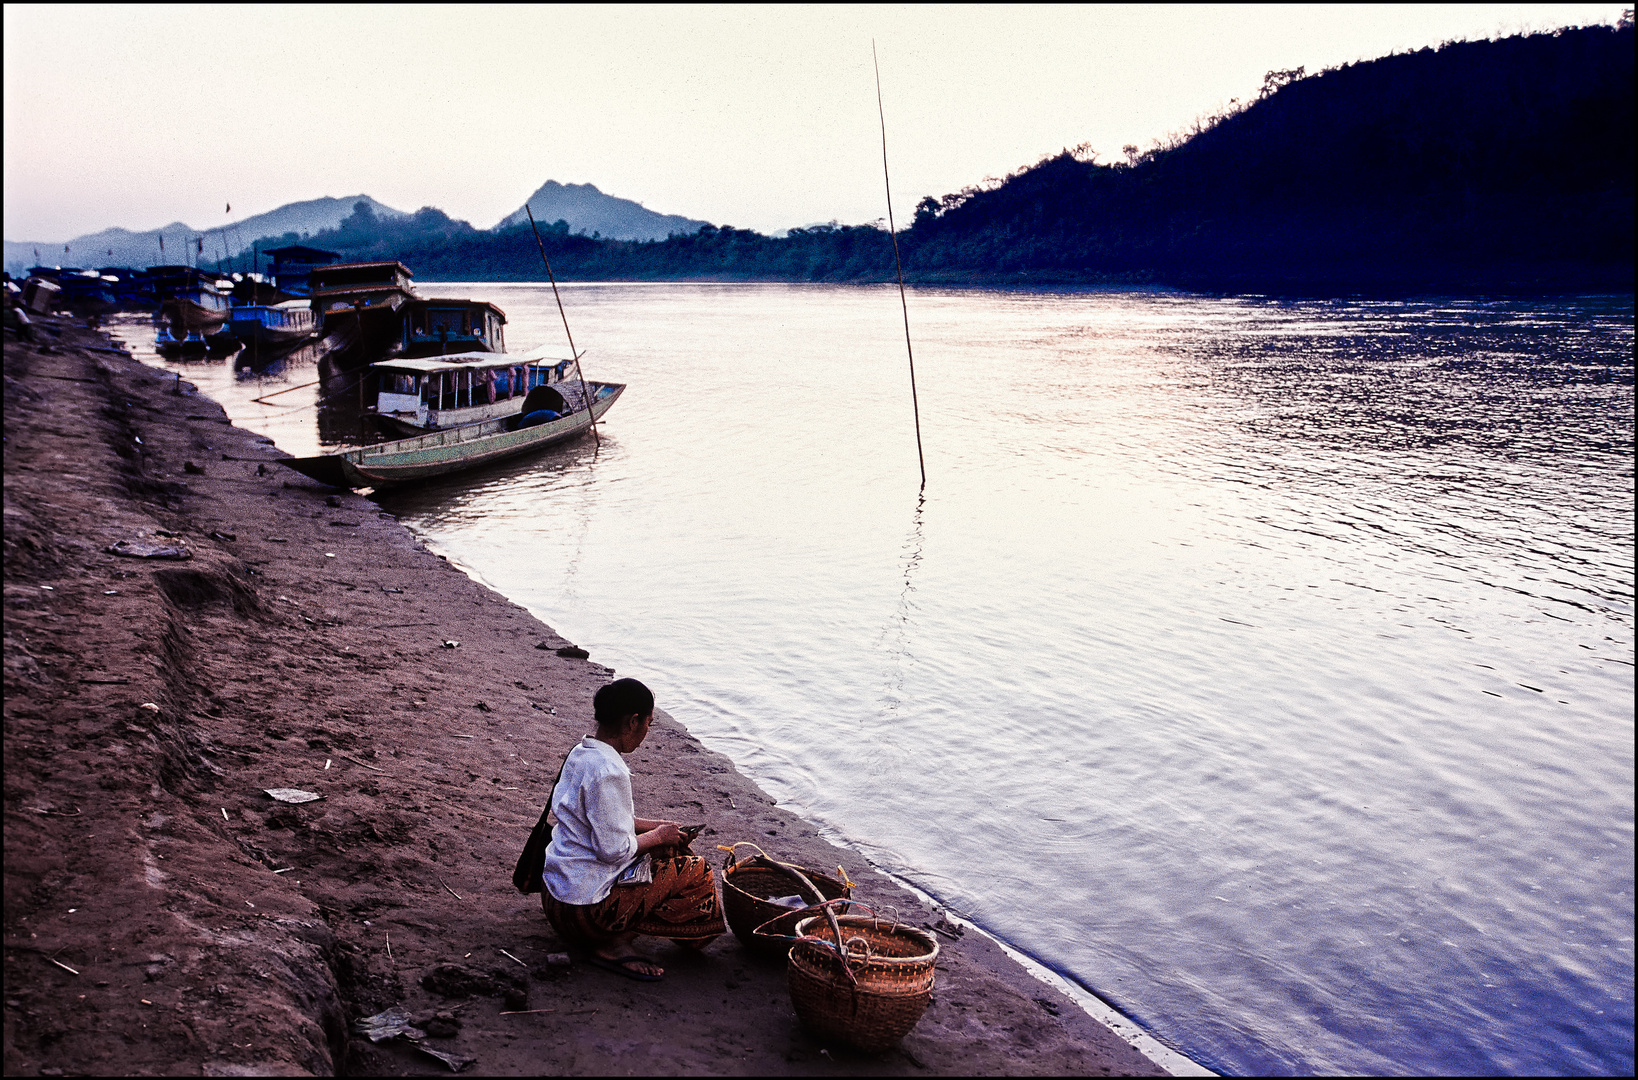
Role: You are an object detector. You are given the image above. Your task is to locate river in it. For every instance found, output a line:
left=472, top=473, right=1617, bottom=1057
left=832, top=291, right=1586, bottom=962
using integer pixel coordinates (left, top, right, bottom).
left=112, top=285, right=1635, bottom=1076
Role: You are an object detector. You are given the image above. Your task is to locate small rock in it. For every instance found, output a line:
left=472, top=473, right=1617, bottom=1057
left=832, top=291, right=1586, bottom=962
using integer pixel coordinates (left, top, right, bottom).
left=413, top=1010, right=461, bottom=1039
left=555, top=646, right=589, bottom=659
left=502, top=987, right=528, bottom=1012
left=326, top=495, right=342, bottom=508
left=534, top=641, right=552, bottom=650
left=420, top=963, right=526, bottom=1001
left=184, top=461, right=205, bottom=475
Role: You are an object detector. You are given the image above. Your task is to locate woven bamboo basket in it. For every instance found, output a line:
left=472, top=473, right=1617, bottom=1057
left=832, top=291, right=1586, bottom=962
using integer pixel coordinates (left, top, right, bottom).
left=787, top=912, right=940, bottom=1053
left=720, top=849, right=852, bottom=956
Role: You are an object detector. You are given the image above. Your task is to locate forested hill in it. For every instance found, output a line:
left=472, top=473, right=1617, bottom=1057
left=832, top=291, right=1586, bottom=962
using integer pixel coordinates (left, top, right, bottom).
left=250, top=23, right=1632, bottom=291
left=902, top=22, right=1633, bottom=290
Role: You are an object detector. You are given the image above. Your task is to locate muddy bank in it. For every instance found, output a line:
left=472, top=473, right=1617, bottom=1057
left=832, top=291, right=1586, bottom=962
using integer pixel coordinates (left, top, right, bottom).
left=3, top=313, right=1172, bottom=1076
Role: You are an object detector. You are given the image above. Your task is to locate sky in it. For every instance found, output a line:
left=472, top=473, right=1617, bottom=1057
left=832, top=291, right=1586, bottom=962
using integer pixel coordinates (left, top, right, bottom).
left=3, top=3, right=1629, bottom=242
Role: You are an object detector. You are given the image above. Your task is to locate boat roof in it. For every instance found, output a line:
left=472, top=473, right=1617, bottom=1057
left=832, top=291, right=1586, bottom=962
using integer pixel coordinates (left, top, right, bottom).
left=370, top=346, right=574, bottom=374
left=408, top=297, right=507, bottom=321
left=263, top=245, right=340, bottom=260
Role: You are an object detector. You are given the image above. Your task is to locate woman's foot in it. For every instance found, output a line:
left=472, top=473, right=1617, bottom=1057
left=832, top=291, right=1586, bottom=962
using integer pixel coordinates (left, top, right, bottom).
left=589, top=949, right=663, bottom=981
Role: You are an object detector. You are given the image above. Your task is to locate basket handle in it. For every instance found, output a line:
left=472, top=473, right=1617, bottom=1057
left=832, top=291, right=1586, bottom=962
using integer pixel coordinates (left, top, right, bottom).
left=787, top=897, right=863, bottom=987
left=716, top=842, right=826, bottom=907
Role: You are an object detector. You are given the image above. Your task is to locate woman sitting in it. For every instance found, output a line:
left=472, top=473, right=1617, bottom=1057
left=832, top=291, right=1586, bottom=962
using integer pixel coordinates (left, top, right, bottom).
left=541, top=678, right=725, bottom=980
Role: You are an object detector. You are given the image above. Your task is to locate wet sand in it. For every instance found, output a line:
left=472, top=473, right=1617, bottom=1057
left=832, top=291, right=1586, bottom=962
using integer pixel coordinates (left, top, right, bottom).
left=3, top=313, right=1173, bottom=1076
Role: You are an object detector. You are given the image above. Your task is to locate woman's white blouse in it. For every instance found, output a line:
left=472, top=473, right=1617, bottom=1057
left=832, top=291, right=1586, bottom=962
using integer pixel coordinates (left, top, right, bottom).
left=541, top=737, right=639, bottom=904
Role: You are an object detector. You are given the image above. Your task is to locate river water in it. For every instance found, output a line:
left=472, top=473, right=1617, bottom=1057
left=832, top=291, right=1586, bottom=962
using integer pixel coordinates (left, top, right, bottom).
left=112, top=286, right=1635, bottom=1076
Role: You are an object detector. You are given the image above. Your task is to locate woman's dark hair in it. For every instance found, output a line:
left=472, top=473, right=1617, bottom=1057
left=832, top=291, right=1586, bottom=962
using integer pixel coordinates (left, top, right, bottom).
left=593, top=678, right=654, bottom=729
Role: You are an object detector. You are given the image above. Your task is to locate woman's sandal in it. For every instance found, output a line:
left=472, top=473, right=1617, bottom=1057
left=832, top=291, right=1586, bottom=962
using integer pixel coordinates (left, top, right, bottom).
left=588, top=954, right=663, bottom=982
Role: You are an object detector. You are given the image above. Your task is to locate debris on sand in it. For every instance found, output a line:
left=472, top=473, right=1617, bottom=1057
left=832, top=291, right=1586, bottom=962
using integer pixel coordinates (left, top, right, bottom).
left=263, top=788, right=322, bottom=804
left=107, top=539, right=190, bottom=560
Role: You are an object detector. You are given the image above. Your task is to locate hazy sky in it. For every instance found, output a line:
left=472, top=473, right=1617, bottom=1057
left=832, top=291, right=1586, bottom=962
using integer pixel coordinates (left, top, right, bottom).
left=3, top=3, right=1627, bottom=241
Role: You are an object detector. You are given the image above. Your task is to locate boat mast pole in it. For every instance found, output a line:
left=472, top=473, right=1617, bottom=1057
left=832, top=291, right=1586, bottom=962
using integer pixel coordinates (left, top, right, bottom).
left=525, top=205, right=598, bottom=447
left=874, top=41, right=926, bottom=490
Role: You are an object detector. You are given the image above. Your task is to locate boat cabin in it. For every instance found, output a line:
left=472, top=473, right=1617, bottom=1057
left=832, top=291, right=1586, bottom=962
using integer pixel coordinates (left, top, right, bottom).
left=262, top=245, right=340, bottom=297
left=399, top=298, right=507, bottom=357
left=146, top=265, right=210, bottom=304
left=308, top=260, right=416, bottom=322
left=368, top=350, right=579, bottom=434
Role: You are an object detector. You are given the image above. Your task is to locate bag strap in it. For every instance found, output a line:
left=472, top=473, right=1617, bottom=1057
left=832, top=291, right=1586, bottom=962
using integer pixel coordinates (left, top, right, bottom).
left=512, top=745, right=575, bottom=894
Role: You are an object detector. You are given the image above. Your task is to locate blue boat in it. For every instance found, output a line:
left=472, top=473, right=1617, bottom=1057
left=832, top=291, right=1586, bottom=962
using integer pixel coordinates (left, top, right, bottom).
left=228, top=300, right=318, bottom=348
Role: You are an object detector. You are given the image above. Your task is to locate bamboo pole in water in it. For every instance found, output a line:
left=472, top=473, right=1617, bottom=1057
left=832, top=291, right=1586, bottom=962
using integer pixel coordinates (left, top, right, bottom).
left=874, top=42, right=927, bottom=490
left=525, top=206, right=598, bottom=447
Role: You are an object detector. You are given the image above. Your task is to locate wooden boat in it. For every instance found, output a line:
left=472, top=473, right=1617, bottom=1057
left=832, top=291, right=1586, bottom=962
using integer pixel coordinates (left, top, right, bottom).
left=391, top=297, right=508, bottom=358
left=55, top=270, right=119, bottom=315
left=97, top=267, right=157, bottom=309
left=308, top=261, right=416, bottom=365
left=365, top=347, right=577, bottom=436
left=161, top=277, right=232, bottom=332
left=228, top=300, right=318, bottom=347
left=280, top=379, right=624, bottom=488
left=262, top=244, right=339, bottom=297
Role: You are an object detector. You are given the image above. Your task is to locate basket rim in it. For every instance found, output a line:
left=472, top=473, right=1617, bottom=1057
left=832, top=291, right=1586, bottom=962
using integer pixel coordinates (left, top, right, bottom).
left=721, top=862, right=846, bottom=903
left=792, top=913, right=940, bottom=965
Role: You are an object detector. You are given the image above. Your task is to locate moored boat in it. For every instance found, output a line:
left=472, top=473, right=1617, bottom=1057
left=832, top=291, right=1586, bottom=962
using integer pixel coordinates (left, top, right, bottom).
left=308, top=260, right=416, bottom=365
left=392, top=297, right=508, bottom=358
left=280, top=379, right=624, bottom=488
left=55, top=269, right=120, bottom=315
left=153, top=268, right=232, bottom=333
left=155, top=322, right=182, bottom=353
left=262, top=244, right=340, bottom=297
left=228, top=300, right=318, bottom=348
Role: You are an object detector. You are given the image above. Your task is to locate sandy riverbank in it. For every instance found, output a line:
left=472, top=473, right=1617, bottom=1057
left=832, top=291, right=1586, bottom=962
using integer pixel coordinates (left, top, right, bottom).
left=3, top=312, right=1173, bottom=1076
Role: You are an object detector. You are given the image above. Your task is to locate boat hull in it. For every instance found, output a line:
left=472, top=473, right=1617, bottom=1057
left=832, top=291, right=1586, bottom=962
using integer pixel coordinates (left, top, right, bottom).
left=168, top=296, right=231, bottom=332
left=282, top=383, right=623, bottom=488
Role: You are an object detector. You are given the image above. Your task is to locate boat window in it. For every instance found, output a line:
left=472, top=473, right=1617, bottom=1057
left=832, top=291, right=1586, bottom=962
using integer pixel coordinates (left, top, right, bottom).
left=393, top=374, right=415, bottom=395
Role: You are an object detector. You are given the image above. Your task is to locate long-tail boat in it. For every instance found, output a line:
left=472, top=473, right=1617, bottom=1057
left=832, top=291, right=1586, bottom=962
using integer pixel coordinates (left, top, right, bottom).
left=279, top=378, right=624, bottom=488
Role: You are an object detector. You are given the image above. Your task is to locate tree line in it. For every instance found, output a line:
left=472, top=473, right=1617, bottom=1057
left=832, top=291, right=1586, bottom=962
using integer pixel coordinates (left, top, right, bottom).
left=250, top=23, right=1632, bottom=292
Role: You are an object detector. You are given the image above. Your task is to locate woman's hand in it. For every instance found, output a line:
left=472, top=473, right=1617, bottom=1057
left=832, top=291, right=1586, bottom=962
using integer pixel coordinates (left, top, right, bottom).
left=636, top=823, right=683, bottom=852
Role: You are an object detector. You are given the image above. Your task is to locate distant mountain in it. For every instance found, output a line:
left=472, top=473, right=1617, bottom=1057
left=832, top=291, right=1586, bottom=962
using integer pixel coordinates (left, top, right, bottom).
left=4, top=195, right=406, bottom=275
left=494, top=180, right=709, bottom=241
